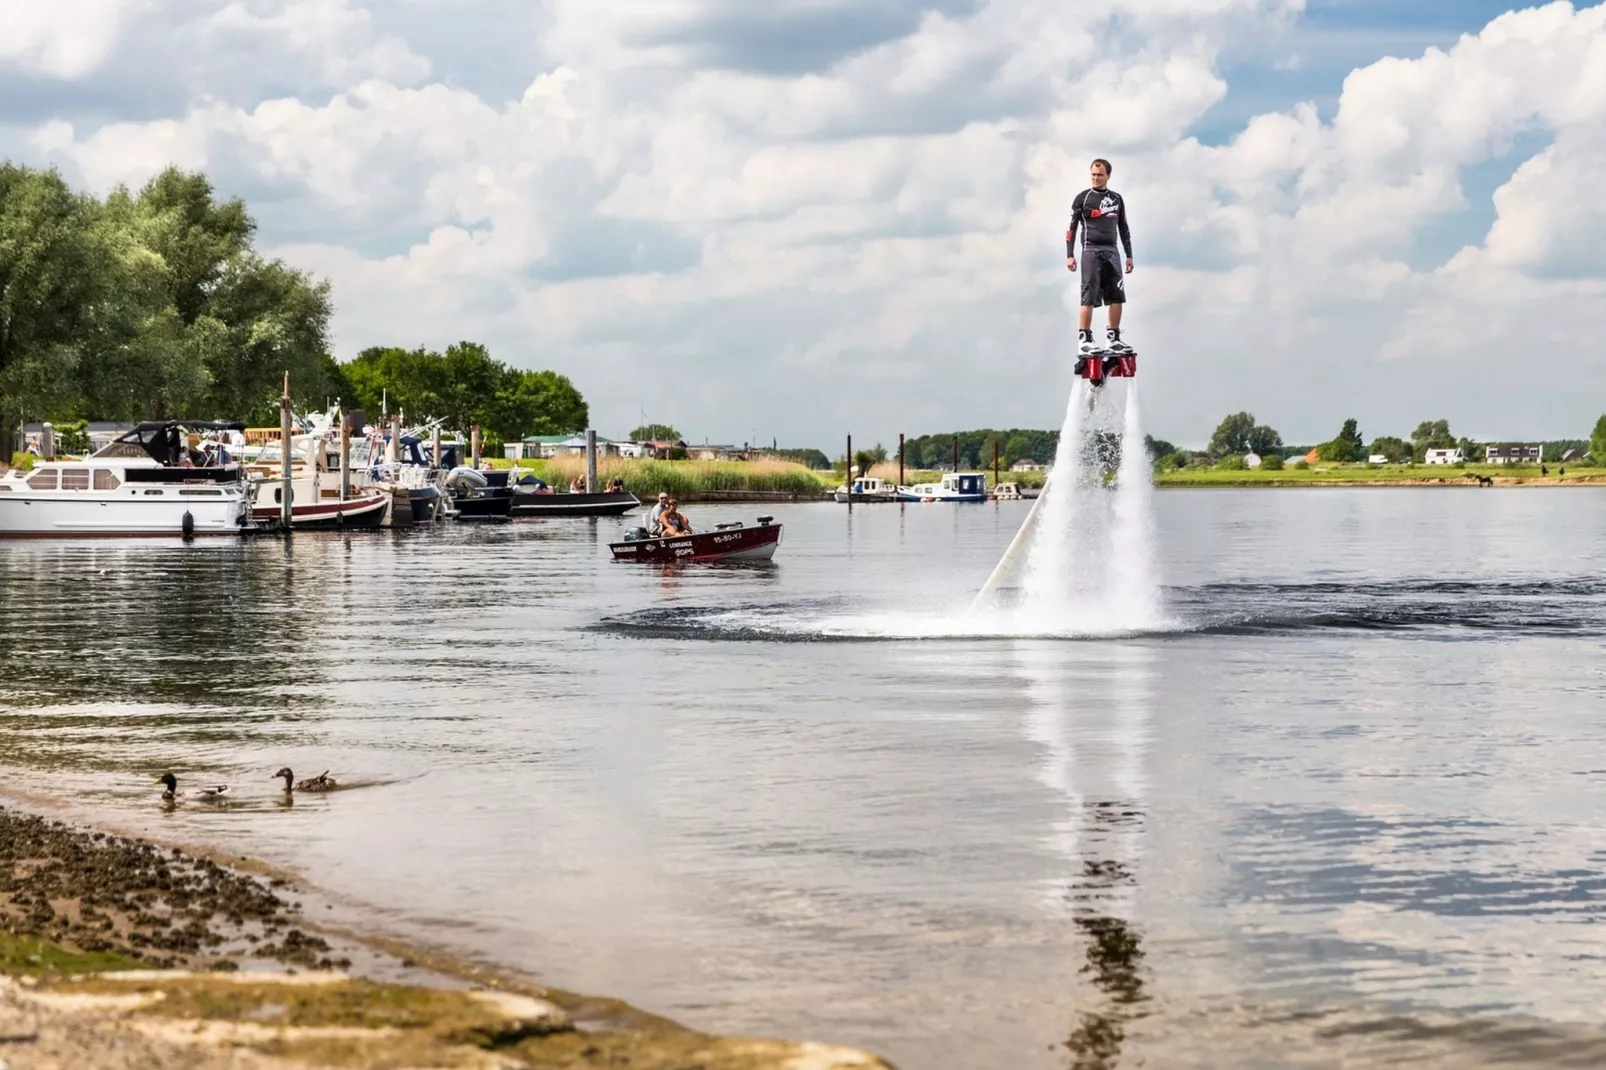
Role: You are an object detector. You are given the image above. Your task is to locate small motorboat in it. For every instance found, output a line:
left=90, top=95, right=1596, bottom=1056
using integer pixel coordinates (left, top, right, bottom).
left=898, top=471, right=989, bottom=502
left=832, top=475, right=902, bottom=503
left=444, top=466, right=513, bottom=520
left=609, top=516, right=782, bottom=563
left=509, top=474, right=641, bottom=517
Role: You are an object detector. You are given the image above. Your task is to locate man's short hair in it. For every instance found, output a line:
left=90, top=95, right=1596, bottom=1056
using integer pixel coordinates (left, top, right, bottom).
left=1091, top=158, right=1111, bottom=175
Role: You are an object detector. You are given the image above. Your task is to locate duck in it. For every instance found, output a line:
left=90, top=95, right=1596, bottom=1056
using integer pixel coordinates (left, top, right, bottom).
left=155, top=772, right=229, bottom=802
left=274, top=767, right=337, bottom=793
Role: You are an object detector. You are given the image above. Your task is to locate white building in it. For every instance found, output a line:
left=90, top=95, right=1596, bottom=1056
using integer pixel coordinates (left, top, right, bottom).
left=1367, top=454, right=1390, bottom=464
left=1424, top=448, right=1464, bottom=465
left=1244, top=452, right=1262, bottom=468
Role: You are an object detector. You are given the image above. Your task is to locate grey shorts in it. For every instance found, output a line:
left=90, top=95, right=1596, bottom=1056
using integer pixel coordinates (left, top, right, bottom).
left=1080, top=247, right=1125, bottom=307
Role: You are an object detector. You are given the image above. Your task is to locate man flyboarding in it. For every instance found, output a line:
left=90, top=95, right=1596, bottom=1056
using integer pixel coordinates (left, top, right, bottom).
left=1065, top=158, right=1134, bottom=361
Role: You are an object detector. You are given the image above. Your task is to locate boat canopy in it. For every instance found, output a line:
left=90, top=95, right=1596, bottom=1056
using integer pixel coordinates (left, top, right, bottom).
left=113, top=421, right=248, bottom=466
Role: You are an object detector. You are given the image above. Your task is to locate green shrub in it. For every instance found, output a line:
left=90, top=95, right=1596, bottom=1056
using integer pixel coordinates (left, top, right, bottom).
left=1259, top=452, right=1284, bottom=471
left=7, top=453, right=34, bottom=472
left=1291, top=459, right=1308, bottom=470
left=1216, top=454, right=1248, bottom=471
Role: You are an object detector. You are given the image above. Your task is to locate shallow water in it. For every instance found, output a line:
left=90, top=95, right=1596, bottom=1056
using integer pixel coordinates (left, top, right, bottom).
left=3, top=489, right=1606, bottom=1068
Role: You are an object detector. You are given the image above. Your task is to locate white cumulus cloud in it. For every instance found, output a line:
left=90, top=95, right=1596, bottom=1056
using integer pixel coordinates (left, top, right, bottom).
left=7, top=0, right=1606, bottom=448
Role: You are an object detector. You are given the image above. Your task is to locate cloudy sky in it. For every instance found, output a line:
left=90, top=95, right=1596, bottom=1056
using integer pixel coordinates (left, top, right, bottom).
left=3, top=0, right=1603, bottom=448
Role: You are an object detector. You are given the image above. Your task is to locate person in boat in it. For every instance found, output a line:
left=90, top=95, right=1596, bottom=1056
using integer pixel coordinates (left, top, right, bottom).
left=648, top=491, right=670, bottom=533
left=569, top=475, right=584, bottom=493
left=659, top=499, right=693, bottom=536
left=1065, top=157, right=1134, bottom=358
left=606, top=477, right=626, bottom=494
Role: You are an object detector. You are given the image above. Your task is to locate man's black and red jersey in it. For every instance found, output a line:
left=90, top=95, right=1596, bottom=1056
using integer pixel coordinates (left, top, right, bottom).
left=1065, top=188, right=1132, bottom=258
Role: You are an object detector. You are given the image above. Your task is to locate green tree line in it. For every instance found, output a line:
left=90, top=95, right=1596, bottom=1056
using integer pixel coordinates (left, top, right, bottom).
left=1, top=163, right=587, bottom=450
left=331, top=343, right=586, bottom=446
left=0, top=164, right=335, bottom=439
left=901, top=429, right=1060, bottom=470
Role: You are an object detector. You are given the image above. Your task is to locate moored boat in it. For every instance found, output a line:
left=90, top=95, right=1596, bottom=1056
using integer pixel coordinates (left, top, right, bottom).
left=898, top=471, right=989, bottom=502
left=0, top=421, right=250, bottom=538
left=509, top=477, right=640, bottom=517
left=444, top=467, right=513, bottom=520
left=244, top=420, right=390, bottom=529
left=609, top=516, right=782, bottom=562
left=833, top=475, right=902, bottom=503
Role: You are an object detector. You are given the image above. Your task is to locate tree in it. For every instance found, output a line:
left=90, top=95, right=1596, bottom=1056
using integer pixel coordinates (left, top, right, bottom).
left=1591, top=415, right=1606, bottom=466
left=1004, top=433, right=1036, bottom=466
left=339, top=343, right=586, bottom=441
left=0, top=165, right=114, bottom=443
left=1314, top=418, right=1365, bottom=462
left=629, top=423, right=680, bottom=442
left=1208, top=412, right=1256, bottom=455
left=1246, top=424, right=1283, bottom=457
left=495, top=368, right=586, bottom=440
left=1368, top=436, right=1410, bottom=463
left=772, top=447, right=829, bottom=469
left=1410, top=419, right=1455, bottom=463
left=1143, top=434, right=1176, bottom=462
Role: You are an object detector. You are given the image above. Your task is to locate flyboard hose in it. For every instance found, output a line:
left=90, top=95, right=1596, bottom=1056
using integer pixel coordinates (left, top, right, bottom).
left=968, top=480, right=1048, bottom=612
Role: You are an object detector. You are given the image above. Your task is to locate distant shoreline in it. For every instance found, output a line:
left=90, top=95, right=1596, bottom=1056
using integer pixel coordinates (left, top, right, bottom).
left=1153, top=472, right=1606, bottom=489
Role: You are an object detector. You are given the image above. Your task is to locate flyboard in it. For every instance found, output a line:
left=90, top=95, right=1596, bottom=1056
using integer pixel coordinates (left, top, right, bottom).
left=968, top=349, right=1138, bottom=611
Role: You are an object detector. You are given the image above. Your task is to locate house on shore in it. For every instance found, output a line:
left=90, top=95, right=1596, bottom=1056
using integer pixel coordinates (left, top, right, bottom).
left=1485, top=443, right=1541, bottom=465
left=1424, top=448, right=1464, bottom=465
left=503, top=434, right=625, bottom=461
left=1010, top=459, right=1044, bottom=472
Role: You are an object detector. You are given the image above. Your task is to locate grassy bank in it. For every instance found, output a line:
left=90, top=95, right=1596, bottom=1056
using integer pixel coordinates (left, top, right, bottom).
left=1154, top=463, right=1606, bottom=487
left=510, top=456, right=834, bottom=498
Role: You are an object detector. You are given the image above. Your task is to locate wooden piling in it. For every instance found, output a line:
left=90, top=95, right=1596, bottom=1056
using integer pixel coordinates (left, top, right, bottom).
left=846, top=434, right=852, bottom=509
left=432, top=424, right=442, bottom=472
left=993, top=438, right=1000, bottom=491
left=339, top=412, right=351, bottom=501
left=898, top=432, right=905, bottom=490
left=952, top=435, right=958, bottom=473
left=279, top=373, right=293, bottom=529
left=585, top=429, right=597, bottom=493
left=471, top=425, right=482, bottom=471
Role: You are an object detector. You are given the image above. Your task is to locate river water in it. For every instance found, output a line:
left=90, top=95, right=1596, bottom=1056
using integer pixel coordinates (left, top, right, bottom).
left=2, top=489, right=1605, bottom=1068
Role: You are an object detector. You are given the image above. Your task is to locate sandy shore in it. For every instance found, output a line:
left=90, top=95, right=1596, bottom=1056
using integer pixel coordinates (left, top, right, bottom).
left=0, top=804, right=892, bottom=1069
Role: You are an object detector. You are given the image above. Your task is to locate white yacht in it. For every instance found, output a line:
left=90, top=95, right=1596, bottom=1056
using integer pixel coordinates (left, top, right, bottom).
left=833, top=475, right=903, bottom=503
left=898, top=471, right=990, bottom=502
left=0, top=421, right=250, bottom=537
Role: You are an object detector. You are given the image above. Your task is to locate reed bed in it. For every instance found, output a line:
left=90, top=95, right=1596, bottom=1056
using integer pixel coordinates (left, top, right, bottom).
left=514, top=456, right=832, bottom=498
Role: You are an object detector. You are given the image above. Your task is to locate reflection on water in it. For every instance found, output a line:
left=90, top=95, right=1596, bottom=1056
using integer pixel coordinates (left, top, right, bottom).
left=2, top=492, right=1606, bottom=1069
left=1016, top=643, right=1154, bottom=1068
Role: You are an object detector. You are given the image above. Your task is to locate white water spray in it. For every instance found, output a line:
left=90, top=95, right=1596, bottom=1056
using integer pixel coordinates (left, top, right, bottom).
left=977, top=382, right=1165, bottom=634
